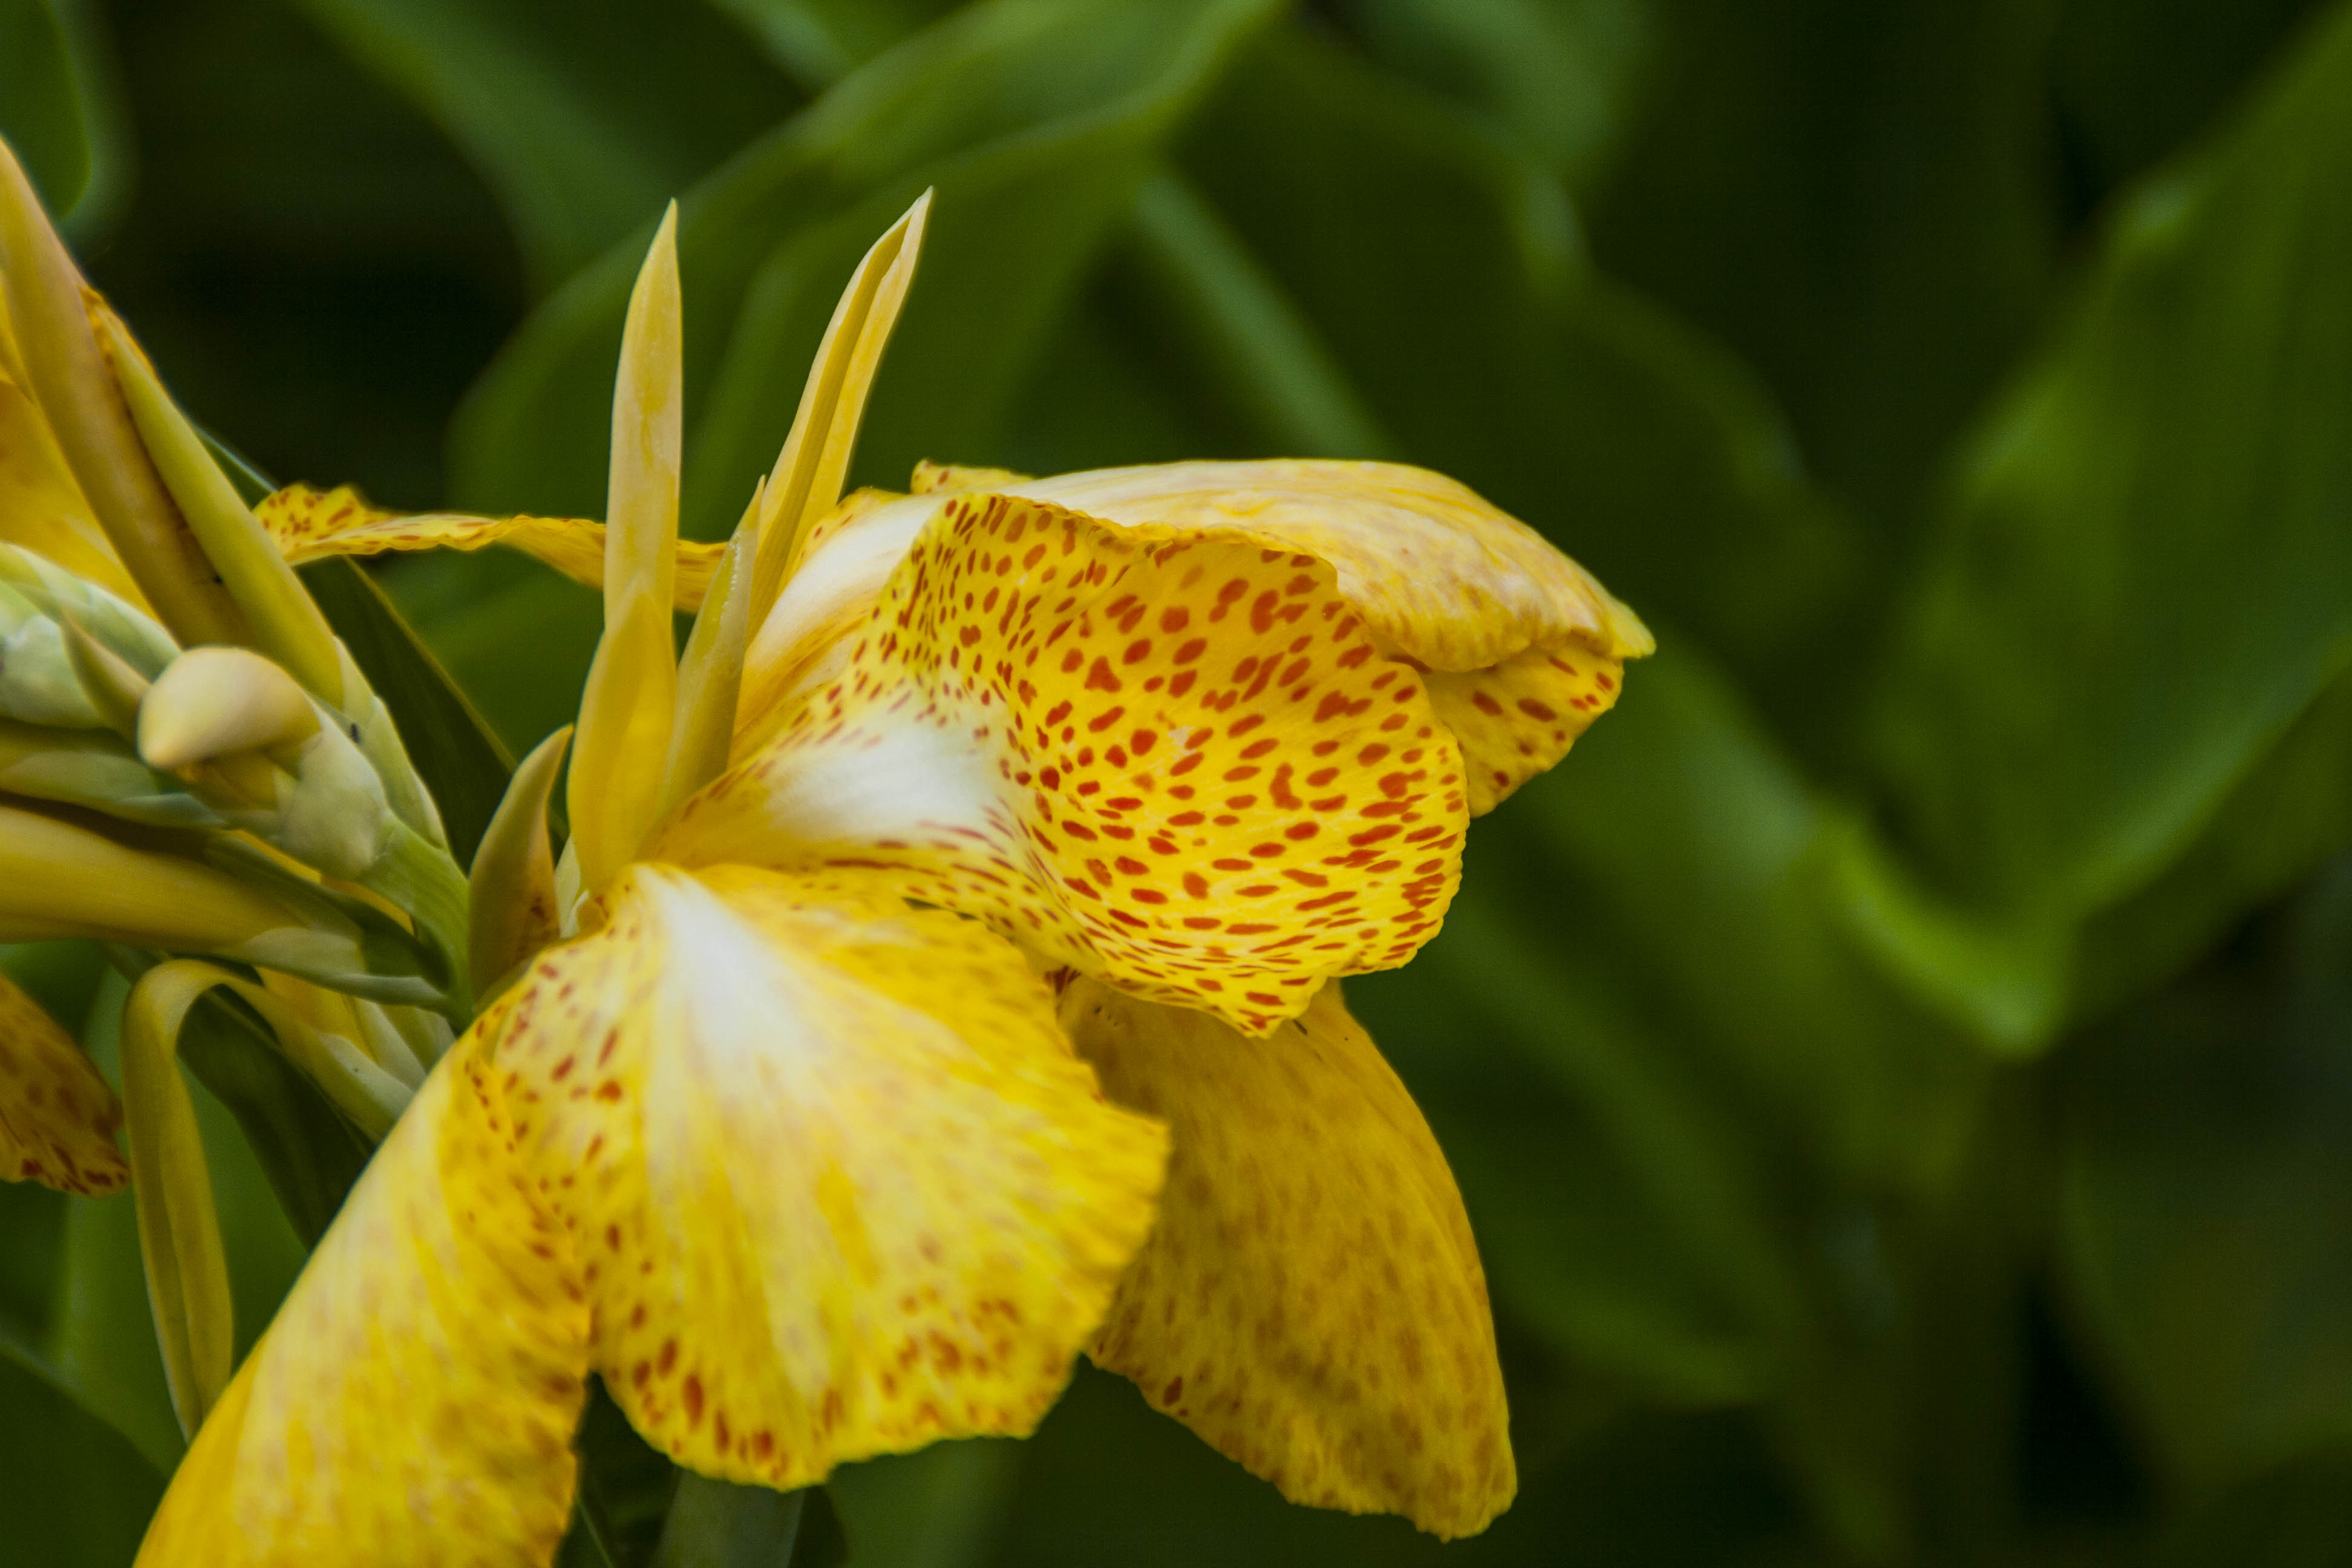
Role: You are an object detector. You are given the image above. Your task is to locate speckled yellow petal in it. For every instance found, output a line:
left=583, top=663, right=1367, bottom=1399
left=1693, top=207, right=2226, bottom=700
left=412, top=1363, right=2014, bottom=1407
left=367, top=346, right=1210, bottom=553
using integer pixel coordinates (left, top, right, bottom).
left=665, top=492, right=1471, bottom=1035
left=1060, top=976, right=1514, bottom=1540
left=0, top=970, right=126, bottom=1195
left=1425, top=640, right=1625, bottom=815
left=1006, top=460, right=1652, bottom=669
left=137, top=1034, right=590, bottom=1568
left=734, top=488, right=936, bottom=748
left=253, top=485, right=726, bottom=610
left=488, top=863, right=1166, bottom=1489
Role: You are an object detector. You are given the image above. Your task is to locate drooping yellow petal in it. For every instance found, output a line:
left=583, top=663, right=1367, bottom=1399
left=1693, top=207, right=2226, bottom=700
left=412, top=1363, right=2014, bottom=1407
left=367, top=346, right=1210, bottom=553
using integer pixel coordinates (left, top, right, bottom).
left=487, top=863, right=1166, bottom=1489
left=137, top=1034, right=590, bottom=1568
left=662, top=493, right=1471, bottom=1035
left=1424, top=641, right=1625, bottom=815
left=570, top=204, right=683, bottom=892
left=253, top=485, right=727, bottom=611
left=0, top=969, right=127, bottom=1195
left=747, top=192, right=930, bottom=621
left=1060, top=976, right=1515, bottom=1540
left=1007, top=460, right=1652, bottom=669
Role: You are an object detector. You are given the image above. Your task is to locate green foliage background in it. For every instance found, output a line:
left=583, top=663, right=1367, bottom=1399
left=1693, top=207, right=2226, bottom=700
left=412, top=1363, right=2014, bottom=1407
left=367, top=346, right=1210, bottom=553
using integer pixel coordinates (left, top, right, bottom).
left=8, top=0, right=2352, bottom=1561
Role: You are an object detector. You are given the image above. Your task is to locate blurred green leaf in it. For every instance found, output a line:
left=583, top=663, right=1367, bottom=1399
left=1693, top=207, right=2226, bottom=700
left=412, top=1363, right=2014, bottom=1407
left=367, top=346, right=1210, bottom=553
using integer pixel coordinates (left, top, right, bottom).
left=2059, top=854, right=2352, bottom=1495
left=286, top=0, right=804, bottom=290
left=0, top=1345, right=165, bottom=1568
left=1584, top=0, right=2056, bottom=532
left=710, top=0, right=962, bottom=91
left=0, top=0, right=130, bottom=242
left=453, top=0, right=1281, bottom=541
left=1874, top=7, right=2352, bottom=1015
left=1339, top=0, right=1655, bottom=194
left=648, top=1477, right=809, bottom=1568
left=2151, top=1448, right=2352, bottom=1568
left=1522, top=641, right=1989, bottom=1192
left=2052, top=0, right=2322, bottom=204
left=831, top=1440, right=1020, bottom=1568
left=1174, top=27, right=1858, bottom=690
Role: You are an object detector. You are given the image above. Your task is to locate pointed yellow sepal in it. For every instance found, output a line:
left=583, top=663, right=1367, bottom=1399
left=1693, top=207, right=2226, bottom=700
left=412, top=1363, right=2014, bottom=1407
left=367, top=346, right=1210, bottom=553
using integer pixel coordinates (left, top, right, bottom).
left=658, top=482, right=759, bottom=818
left=0, top=139, right=246, bottom=647
left=469, top=725, right=571, bottom=1002
left=570, top=203, right=682, bottom=892
left=119, top=960, right=239, bottom=1438
left=748, top=191, right=930, bottom=618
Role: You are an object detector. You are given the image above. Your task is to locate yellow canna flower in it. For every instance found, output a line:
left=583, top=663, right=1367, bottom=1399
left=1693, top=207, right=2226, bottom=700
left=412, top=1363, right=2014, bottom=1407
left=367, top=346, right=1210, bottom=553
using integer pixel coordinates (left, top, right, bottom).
left=133, top=188, right=1649, bottom=1562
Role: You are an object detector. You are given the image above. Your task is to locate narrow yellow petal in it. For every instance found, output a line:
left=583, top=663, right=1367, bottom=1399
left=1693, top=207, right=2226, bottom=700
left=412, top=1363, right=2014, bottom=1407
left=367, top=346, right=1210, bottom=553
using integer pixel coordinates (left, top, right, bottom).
left=0, top=336, right=144, bottom=604
left=137, top=1034, right=591, bottom=1567
left=0, top=969, right=127, bottom=1195
left=253, top=485, right=728, bottom=610
left=570, top=205, right=682, bottom=889
left=1063, top=978, right=1515, bottom=1539
left=488, top=864, right=1166, bottom=1489
left=661, top=494, right=1471, bottom=1035
left=98, top=308, right=344, bottom=702
left=120, top=961, right=240, bottom=1437
left=1010, top=459, right=1653, bottom=668
left=468, top=725, right=570, bottom=1001
left=658, top=483, right=760, bottom=818
left=747, top=192, right=931, bottom=619
left=0, top=140, right=246, bottom=645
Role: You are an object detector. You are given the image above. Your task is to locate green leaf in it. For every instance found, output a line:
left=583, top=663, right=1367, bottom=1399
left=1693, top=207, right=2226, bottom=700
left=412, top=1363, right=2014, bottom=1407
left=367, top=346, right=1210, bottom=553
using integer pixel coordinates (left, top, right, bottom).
left=286, top=0, right=806, bottom=291
left=0, top=0, right=131, bottom=243
left=300, top=557, right=516, bottom=865
left=1873, top=8, right=2352, bottom=1003
left=831, top=1440, right=1020, bottom=1568
left=0, top=1344, right=165, bottom=1568
left=708, top=0, right=963, bottom=91
left=1582, top=0, right=2056, bottom=530
left=2059, top=852, right=2352, bottom=1495
left=1341, top=0, right=1655, bottom=193
left=648, top=1477, right=814, bottom=1568
left=1172, top=27, right=1859, bottom=692
left=451, top=0, right=1282, bottom=543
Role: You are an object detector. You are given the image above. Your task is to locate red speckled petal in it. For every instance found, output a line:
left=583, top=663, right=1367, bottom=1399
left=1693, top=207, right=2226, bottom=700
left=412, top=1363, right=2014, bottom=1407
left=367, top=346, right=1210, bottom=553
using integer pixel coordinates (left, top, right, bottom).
left=1062, top=976, right=1514, bottom=1540
left=1425, top=640, right=1626, bottom=815
left=488, top=864, right=1166, bottom=1490
left=1007, top=460, right=1651, bottom=670
left=0, top=972, right=127, bottom=1196
left=139, top=1034, right=590, bottom=1567
left=661, top=492, right=1472, bottom=1036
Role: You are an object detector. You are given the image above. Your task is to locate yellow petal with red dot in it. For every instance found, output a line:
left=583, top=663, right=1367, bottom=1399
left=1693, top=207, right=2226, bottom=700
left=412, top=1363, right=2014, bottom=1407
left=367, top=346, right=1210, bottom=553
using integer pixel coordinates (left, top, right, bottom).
left=138, top=1034, right=590, bottom=1567
left=1005, top=460, right=1651, bottom=670
left=1062, top=976, right=1514, bottom=1540
left=253, top=484, right=727, bottom=610
left=665, top=492, right=1472, bottom=1036
left=1425, top=640, right=1627, bottom=815
left=0, top=970, right=127, bottom=1196
left=487, top=863, right=1166, bottom=1489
